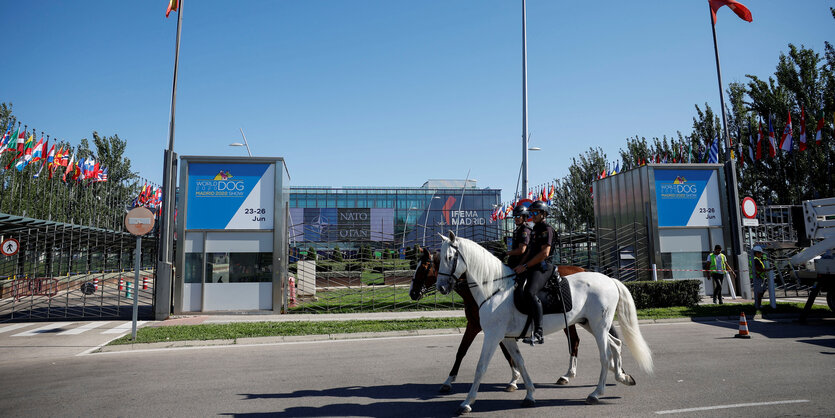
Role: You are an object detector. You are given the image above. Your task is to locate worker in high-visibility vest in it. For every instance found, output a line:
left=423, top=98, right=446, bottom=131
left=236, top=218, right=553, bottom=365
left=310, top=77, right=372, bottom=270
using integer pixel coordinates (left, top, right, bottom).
left=705, top=244, right=736, bottom=304
left=752, top=246, right=772, bottom=310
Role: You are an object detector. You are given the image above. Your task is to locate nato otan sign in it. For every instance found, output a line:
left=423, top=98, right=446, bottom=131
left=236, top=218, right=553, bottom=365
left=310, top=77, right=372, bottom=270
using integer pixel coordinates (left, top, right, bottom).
left=186, top=163, right=275, bottom=230
left=655, top=169, right=723, bottom=227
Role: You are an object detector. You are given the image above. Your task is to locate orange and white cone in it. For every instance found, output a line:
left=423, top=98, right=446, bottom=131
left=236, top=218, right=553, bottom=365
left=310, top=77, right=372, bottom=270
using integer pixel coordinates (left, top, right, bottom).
left=734, top=312, right=751, bottom=339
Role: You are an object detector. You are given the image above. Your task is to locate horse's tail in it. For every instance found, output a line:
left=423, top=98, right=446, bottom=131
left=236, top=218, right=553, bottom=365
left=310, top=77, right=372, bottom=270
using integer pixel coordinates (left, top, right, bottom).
left=613, top=279, right=654, bottom=374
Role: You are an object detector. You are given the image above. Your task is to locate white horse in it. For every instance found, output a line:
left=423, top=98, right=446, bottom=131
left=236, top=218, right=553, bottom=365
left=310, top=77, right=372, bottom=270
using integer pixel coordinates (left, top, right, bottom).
left=435, top=232, right=653, bottom=415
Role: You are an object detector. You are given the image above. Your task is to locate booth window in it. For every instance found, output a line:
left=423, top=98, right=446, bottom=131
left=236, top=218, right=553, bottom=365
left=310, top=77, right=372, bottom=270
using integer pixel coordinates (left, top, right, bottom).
left=205, top=252, right=272, bottom=283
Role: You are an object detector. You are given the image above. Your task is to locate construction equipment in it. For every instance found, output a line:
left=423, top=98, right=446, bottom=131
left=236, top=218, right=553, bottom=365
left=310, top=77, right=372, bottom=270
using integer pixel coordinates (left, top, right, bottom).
left=789, top=198, right=835, bottom=321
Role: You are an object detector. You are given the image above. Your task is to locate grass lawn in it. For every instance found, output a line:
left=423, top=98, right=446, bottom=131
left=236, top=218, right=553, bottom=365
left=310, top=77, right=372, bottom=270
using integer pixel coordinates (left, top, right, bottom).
left=109, top=302, right=831, bottom=346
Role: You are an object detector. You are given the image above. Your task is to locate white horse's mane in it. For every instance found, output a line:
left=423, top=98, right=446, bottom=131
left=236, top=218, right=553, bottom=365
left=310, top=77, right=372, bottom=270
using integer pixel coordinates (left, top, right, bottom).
left=445, top=236, right=515, bottom=298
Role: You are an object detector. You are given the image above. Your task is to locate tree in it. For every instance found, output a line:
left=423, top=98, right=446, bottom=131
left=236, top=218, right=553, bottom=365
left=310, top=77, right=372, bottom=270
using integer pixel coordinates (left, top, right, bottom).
left=553, top=147, right=606, bottom=231
left=332, top=245, right=343, bottom=262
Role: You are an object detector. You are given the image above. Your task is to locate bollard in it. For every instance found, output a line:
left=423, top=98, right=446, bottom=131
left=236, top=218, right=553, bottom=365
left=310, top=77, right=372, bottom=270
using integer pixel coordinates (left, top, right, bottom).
left=142, top=277, right=148, bottom=290
left=289, top=276, right=297, bottom=307
left=93, top=278, right=99, bottom=291
left=119, top=278, right=124, bottom=291
left=125, top=281, right=133, bottom=299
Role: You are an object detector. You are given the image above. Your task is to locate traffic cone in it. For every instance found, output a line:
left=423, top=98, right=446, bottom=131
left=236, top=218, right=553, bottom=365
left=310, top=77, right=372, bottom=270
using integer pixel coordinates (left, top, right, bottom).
left=119, top=278, right=124, bottom=291
left=734, top=312, right=751, bottom=339
left=142, top=277, right=148, bottom=290
left=93, top=278, right=99, bottom=291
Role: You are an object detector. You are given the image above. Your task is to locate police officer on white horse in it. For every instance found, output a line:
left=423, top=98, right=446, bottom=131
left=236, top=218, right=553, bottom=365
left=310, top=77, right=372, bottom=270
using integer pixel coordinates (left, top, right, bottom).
left=512, top=200, right=554, bottom=345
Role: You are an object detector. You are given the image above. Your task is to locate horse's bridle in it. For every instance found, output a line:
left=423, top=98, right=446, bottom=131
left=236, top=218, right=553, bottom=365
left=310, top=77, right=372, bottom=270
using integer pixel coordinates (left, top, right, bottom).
left=413, top=253, right=437, bottom=298
left=438, top=243, right=467, bottom=288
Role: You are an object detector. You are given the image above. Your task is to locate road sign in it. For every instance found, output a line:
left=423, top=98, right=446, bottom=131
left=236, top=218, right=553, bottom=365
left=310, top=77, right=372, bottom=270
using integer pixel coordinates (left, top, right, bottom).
left=741, top=197, right=757, bottom=219
left=742, top=218, right=759, bottom=227
left=125, top=207, right=156, bottom=236
left=1, top=238, right=19, bottom=256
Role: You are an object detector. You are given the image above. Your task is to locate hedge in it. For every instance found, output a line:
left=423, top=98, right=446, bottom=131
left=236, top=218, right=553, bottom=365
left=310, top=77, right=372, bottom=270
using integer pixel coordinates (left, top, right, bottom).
left=624, top=279, right=701, bottom=309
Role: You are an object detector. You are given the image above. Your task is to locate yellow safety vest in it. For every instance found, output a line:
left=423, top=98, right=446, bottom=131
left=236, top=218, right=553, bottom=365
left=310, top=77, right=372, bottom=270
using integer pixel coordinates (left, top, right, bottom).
left=754, top=257, right=767, bottom=279
left=709, top=253, right=728, bottom=274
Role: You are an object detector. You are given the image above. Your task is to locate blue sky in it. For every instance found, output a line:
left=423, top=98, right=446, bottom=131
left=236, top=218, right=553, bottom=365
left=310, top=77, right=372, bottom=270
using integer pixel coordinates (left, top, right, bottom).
left=1, top=1, right=832, bottom=202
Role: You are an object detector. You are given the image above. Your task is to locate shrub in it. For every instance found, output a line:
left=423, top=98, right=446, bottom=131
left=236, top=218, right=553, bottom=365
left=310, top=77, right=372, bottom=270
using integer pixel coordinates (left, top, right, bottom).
left=333, top=246, right=343, bottom=262
left=624, top=279, right=701, bottom=309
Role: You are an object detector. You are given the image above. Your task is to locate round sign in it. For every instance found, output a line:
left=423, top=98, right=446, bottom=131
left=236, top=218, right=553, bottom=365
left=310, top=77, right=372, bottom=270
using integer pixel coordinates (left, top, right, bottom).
left=80, top=282, right=96, bottom=296
left=1, top=238, right=19, bottom=256
left=125, top=207, right=156, bottom=236
left=741, top=197, right=758, bottom=219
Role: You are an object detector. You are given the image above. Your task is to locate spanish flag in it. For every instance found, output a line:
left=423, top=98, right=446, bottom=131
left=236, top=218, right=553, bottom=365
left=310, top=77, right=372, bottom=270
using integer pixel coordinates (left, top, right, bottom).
left=166, top=0, right=179, bottom=18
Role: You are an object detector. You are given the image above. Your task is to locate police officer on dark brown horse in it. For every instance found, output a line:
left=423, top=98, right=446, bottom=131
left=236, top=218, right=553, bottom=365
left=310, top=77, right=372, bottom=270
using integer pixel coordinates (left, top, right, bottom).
left=512, top=200, right=554, bottom=345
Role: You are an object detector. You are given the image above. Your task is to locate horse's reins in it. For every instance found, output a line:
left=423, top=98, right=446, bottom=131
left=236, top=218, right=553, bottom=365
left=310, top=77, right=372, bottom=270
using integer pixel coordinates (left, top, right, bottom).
left=439, top=243, right=516, bottom=309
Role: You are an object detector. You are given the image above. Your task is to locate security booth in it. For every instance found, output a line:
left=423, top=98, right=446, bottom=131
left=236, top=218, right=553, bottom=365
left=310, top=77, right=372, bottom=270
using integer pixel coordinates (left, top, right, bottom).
left=593, top=164, right=747, bottom=298
left=173, top=156, right=290, bottom=314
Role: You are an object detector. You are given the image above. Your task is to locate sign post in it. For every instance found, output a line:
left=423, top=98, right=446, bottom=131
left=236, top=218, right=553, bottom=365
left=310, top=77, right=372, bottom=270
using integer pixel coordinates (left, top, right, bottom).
left=125, top=207, right=155, bottom=341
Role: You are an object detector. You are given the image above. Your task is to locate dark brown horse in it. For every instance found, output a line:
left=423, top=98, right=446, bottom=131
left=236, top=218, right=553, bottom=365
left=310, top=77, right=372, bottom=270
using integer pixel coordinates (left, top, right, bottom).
left=410, top=247, right=584, bottom=392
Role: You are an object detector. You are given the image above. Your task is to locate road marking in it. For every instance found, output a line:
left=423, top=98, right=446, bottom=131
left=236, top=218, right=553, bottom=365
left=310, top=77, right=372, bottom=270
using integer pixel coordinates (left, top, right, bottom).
left=655, top=399, right=810, bottom=414
left=58, top=321, right=111, bottom=335
left=12, top=323, right=74, bottom=337
left=0, top=324, right=30, bottom=334
left=102, top=321, right=145, bottom=334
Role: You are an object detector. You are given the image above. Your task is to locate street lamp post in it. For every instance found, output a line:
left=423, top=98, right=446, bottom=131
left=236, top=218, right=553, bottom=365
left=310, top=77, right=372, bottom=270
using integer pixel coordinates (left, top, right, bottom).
left=229, top=128, right=252, bottom=157
left=422, top=195, right=441, bottom=247
left=516, top=146, right=541, bottom=200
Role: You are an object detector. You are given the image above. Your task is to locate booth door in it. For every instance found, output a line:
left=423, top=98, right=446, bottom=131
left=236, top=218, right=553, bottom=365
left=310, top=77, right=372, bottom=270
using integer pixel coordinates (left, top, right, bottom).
left=203, top=232, right=273, bottom=311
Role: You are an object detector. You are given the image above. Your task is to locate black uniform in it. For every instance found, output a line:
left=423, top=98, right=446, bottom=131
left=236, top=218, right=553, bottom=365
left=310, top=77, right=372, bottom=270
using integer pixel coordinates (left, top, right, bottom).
left=519, top=222, right=555, bottom=340
left=507, top=224, right=531, bottom=268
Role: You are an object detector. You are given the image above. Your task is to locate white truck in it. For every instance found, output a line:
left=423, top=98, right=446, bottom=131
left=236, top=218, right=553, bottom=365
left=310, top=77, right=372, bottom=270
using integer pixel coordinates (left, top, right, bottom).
left=789, top=197, right=835, bottom=321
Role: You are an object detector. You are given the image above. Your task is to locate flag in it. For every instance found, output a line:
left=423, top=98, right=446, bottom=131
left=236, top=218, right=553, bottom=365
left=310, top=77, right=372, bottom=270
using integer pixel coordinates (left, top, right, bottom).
left=815, top=115, right=825, bottom=145
left=779, top=111, right=793, bottom=152
left=166, top=0, right=179, bottom=18
left=756, top=119, right=763, bottom=160
left=767, top=117, right=777, bottom=157
left=0, top=121, right=12, bottom=152
left=12, top=132, right=36, bottom=171
left=708, top=138, right=719, bottom=163
left=798, top=106, right=807, bottom=151
left=46, top=145, right=58, bottom=178
left=33, top=139, right=50, bottom=178
left=62, top=153, right=75, bottom=182
left=709, top=0, right=753, bottom=24
left=30, top=136, right=46, bottom=164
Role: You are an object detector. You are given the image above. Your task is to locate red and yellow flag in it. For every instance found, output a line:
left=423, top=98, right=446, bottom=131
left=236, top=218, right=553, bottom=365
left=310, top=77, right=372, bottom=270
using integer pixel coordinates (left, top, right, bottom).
left=166, top=0, right=179, bottom=18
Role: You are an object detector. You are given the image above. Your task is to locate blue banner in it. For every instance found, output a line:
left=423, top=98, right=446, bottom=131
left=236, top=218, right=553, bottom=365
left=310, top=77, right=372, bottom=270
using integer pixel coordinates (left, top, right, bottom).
left=655, top=169, right=722, bottom=227
left=186, top=163, right=275, bottom=230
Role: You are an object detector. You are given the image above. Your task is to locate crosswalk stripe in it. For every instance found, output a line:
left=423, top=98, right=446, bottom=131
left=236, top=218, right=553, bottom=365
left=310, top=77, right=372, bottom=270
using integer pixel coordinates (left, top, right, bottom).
left=0, top=324, right=30, bottom=334
left=58, top=321, right=111, bottom=335
left=101, top=321, right=145, bottom=334
left=12, top=323, right=74, bottom=337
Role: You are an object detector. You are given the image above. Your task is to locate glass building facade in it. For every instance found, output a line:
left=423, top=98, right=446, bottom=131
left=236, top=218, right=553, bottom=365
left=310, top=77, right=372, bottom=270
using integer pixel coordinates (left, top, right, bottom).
left=289, top=180, right=501, bottom=251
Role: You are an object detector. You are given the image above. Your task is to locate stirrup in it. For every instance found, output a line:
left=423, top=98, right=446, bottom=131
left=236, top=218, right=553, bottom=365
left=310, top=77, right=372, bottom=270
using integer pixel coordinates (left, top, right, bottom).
left=522, top=330, right=544, bottom=346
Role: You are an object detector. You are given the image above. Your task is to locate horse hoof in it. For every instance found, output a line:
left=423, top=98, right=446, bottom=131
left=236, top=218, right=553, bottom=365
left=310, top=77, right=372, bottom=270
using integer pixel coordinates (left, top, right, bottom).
left=505, top=383, right=518, bottom=392
left=456, top=405, right=472, bottom=415
left=555, top=377, right=569, bottom=385
left=625, top=374, right=636, bottom=386
left=439, top=384, right=452, bottom=393
left=521, top=398, right=536, bottom=408
left=585, top=395, right=599, bottom=405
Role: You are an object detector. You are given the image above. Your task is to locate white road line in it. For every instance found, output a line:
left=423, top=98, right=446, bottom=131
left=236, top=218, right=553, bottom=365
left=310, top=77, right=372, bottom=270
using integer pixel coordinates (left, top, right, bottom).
left=102, top=321, right=145, bottom=334
left=58, top=321, right=111, bottom=335
left=655, top=399, right=810, bottom=414
left=12, top=323, right=74, bottom=337
left=0, top=324, right=31, bottom=334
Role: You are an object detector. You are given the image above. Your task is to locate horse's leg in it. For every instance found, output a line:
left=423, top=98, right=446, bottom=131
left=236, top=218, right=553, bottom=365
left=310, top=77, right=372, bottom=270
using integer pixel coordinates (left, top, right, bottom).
left=498, top=341, right=521, bottom=392
left=556, top=325, right=580, bottom=385
left=607, top=330, right=636, bottom=386
left=586, top=318, right=614, bottom=405
left=441, top=320, right=482, bottom=393
left=501, top=338, right=537, bottom=407
left=457, top=330, right=504, bottom=415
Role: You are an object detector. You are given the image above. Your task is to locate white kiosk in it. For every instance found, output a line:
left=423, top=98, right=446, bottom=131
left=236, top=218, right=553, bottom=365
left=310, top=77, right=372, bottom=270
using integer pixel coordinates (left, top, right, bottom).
left=173, top=156, right=290, bottom=314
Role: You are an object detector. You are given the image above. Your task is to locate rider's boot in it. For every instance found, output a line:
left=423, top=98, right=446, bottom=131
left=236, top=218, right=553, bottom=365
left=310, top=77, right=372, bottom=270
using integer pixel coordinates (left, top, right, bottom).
left=523, top=298, right=545, bottom=345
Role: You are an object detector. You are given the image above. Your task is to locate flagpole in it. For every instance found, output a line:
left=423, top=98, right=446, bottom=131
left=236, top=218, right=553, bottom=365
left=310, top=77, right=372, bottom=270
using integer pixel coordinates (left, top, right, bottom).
left=521, top=0, right=529, bottom=199
left=157, top=0, right=183, bottom=320
left=709, top=4, right=749, bottom=299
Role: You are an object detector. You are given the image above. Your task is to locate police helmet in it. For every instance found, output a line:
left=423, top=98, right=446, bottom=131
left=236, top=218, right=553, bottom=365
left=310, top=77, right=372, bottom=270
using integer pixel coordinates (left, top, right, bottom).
left=512, top=205, right=530, bottom=218
left=529, top=200, right=550, bottom=216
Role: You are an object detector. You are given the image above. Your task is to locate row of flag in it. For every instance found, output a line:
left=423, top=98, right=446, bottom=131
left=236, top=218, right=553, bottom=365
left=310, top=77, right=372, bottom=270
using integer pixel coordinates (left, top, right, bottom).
left=491, top=183, right=557, bottom=221
left=0, top=122, right=108, bottom=183
left=133, top=183, right=163, bottom=209
left=737, top=110, right=833, bottom=166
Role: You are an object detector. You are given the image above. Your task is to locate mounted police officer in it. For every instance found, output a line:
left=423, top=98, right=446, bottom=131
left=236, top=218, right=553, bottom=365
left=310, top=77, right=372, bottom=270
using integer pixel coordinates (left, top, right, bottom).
left=506, top=205, right=531, bottom=269
left=512, top=200, right=554, bottom=345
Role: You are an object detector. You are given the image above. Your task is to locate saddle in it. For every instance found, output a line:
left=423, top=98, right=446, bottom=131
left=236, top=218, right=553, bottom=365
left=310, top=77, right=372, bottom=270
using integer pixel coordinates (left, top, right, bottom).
left=513, top=264, right=573, bottom=316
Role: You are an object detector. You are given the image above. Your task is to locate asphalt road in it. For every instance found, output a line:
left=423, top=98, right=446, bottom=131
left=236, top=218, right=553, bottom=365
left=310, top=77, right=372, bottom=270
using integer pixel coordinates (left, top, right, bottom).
left=0, top=317, right=833, bottom=417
